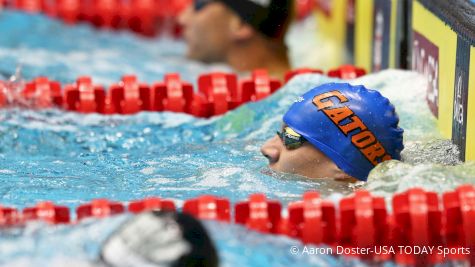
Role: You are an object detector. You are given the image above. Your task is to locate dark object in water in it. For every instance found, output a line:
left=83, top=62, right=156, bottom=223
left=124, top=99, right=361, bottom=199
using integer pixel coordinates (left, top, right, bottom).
left=100, top=210, right=218, bottom=267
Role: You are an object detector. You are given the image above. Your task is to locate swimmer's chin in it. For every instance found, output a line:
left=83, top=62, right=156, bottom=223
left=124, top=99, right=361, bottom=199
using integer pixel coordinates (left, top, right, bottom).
left=263, top=163, right=318, bottom=180
left=261, top=166, right=302, bottom=180
left=184, top=49, right=213, bottom=64
left=264, top=163, right=359, bottom=183
left=266, top=163, right=286, bottom=173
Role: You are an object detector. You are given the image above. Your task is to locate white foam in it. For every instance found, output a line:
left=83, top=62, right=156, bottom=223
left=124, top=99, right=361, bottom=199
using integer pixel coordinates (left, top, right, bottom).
left=195, top=168, right=239, bottom=187
left=139, top=167, right=156, bottom=175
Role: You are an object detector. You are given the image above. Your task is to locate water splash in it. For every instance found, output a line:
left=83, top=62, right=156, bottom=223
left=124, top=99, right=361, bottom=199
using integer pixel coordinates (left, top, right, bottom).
left=1, top=65, right=29, bottom=107
left=402, top=139, right=461, bottom=166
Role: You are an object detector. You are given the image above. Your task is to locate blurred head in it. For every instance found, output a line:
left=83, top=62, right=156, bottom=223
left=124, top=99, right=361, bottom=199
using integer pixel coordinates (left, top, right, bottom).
left=101, top=211, right=218, bottom=267
left=261, top=83, right=404, bottom=182
left=178, top=0, right=293, bottom=63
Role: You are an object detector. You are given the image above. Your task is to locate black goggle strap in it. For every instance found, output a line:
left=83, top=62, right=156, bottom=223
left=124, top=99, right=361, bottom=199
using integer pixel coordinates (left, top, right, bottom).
left=194, top=0, right=214, bottom=11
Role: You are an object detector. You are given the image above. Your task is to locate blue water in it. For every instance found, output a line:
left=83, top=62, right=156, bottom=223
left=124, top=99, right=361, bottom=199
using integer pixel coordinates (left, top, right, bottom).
left=0, top=10, right=474, bottom=267
left=0, top=11, right=230, bottom=85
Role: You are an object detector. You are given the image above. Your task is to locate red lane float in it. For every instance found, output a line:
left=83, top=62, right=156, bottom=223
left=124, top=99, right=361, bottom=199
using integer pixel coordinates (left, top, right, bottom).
left=23, top=77, right=62, bottom=108
left=163, top=0, right=190, bottom=17
left=89, top=0, right=122, bottom=29
left=128, top=197, right=176, bottom=213
left=328, top=65, right=367, bottom=79
left=392, top=188, right=444, bottom=266
left=64, top=76, right=104, bottom=113
left=235, top=193, right=281, bottom=233
left=339, top=190, right=390, bottom=261
left=284, top=68, right=324, bottom=83
left=76, top=199, right=125, bottom=221
left=0, top=206, right=20, bottom=226
left=152, top=73, right=193, bottom=113
left=188, top=93, right=212, bottom=118
left=123, top=0, right=163, bottom=36
left=284, top=191, right=337, bottom=245
left=240, top=69, right=282, bottom=102
left=183, top=195, right=230, bottom=222
left=51, top=0, right=81, bottom=24
left=22, top=201, right=70, bottom=224
left=0, top=66, right=368, bottom=115
left=12, top=0, right=43, bottom=13
left=7, top=0, right=185, bottom=36
left=197, top=72, right=239, bottom=116
left=110, top=75, right=151, bottom=114
left=157, top=0, right=191, bottom=37
left=1, top=184, right=475, bottom=265
left=0, top=81, right=7, bottom=107
left=7, top=0, right=320, bottom=38
left=41, top=0, right=56, bottom=18
left=443, top=184, right=475, bottom=264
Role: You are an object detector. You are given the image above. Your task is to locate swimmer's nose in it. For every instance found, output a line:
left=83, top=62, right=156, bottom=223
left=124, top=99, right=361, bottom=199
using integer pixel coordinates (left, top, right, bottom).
left=178, top=5, right=192, bottom=27
left=260, top=136, right=280, bottom=164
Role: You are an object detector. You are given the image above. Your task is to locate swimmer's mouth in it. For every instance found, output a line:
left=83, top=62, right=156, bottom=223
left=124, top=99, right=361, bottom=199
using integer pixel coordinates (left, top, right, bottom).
left=260, top=165, right=277, bottom=176
left=266, top=162, right=280, bottom=174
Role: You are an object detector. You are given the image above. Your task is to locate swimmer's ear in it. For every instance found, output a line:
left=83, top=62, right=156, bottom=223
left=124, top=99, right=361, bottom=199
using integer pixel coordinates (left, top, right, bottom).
left=228, top=16, right=255, bottom=41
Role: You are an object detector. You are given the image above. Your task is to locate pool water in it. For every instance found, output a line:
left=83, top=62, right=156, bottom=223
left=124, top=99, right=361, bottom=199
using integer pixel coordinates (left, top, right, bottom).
left=0, top=10, right=474, bottom=267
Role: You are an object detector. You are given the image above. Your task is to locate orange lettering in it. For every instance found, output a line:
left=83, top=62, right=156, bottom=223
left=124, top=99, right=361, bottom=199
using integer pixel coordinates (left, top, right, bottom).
left=314, top=91, right=393, bottom=167
left=361, top=142, right=388, bottom=166
left=312, top=90, right=348, bottom=110
left=381, top=154, right=392, bottom=162
left=322, top=106, right=354, bottom=125
left=351, top=130, right=376, bottom=148
left=340, top=115, right=367, bottom=135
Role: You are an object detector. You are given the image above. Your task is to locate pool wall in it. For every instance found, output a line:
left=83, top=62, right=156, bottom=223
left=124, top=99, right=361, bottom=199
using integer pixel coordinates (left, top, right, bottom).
left=314, top=0, right=475, bottom=162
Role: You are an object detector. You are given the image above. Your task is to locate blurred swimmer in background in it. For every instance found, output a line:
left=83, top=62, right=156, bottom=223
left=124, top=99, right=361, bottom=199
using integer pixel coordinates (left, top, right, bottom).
left=178, top=0, right=293, bottom=79
left=261, top=83, right=405, bottom=183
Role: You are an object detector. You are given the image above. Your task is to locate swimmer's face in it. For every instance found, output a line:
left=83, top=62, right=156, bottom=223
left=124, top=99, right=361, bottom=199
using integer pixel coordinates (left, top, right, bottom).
left=178, top=2, right=236, bottom=63
left=260, top=125, right=353, bottom=180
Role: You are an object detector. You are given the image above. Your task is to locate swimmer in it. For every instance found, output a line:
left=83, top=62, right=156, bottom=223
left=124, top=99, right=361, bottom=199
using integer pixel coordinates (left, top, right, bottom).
left=100, top=211, right=218, bottom=267
left=178, top=0, right=293, bottom=79
left=261, top=83, right=404, bottom=182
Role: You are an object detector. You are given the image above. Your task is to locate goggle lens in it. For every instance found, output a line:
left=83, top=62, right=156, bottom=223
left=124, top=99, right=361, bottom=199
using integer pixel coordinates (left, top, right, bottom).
left=276, top=127, right=306, bottom=150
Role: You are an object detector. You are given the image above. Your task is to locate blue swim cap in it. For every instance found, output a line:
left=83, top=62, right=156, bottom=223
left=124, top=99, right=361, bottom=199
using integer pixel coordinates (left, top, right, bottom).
left=283, top=83, right=404, bottom=181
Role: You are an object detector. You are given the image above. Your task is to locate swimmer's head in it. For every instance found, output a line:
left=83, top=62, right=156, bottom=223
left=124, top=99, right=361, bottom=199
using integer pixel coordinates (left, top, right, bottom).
left=178, top=0, right=293, bottom=64
left=261, top=83, right=404, bottom=182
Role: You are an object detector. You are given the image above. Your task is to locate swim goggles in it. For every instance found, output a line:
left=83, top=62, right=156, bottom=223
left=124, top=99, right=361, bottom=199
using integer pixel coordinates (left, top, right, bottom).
left=276, top=126, right=306, bottom=150
left=194, top=0, right=214, bottom=11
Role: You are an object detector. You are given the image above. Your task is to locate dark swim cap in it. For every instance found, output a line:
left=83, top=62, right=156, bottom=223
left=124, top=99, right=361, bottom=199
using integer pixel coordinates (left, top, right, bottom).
left=219, top=0, right=293, bottom=39
left=283, top=83, right=404, bottom=181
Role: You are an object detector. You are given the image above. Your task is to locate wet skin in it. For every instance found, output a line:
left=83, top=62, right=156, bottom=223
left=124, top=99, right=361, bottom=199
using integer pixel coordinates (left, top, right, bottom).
left=260, top=131, right=358, bottom=182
